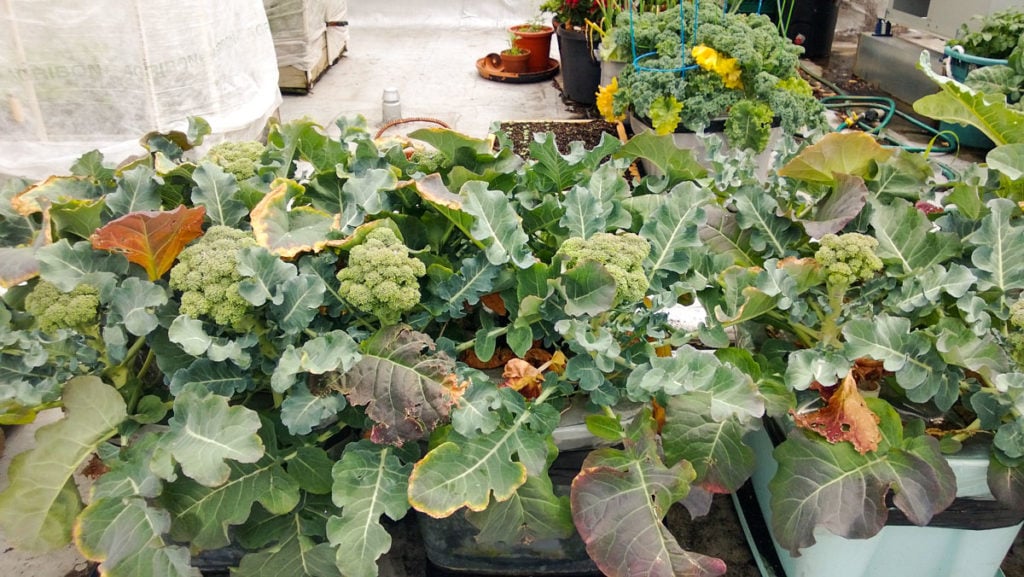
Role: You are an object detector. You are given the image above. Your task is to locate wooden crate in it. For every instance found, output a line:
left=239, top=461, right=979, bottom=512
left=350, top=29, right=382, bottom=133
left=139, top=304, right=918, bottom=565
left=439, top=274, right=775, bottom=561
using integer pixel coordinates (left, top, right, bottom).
left=277, top=31, right=346, bottom=93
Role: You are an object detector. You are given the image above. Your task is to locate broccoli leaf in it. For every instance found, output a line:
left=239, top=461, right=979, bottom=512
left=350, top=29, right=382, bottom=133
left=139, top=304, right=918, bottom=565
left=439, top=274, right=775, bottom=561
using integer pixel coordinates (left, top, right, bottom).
left=769, top=399, right=956, bottom=556
left=777, top=132, right=892, bottom=183
left=732, top=186, right=801, bottom=258
left=325, top=326, right=458, bottom=446
left=251, top=179, right=344, bottom=258
left=529, top=132, right=580, bottom=192
left=237, top=245, right=299, bottom=306
left=465, top=473, right=574, bottom=545
left=426, top=254, right=501, bottom=320
left=106, top=165, right=162, bottom=216
left=662, top=394, right=756, bottom=493
left=12, top=175, right=104, bottom=216
left=560, top=184, right=606, bottom=239
left=161, top=457, right=300, bottom=550
left=36, top=238, right=129, bottom=293
left=191, top=163, right=248, bottom=227
left=268, top=274, right=326, bottom=335
left=561, top=260, right=617, bottom=317
left=161, top=383, right=264, bottom=487
left=49, top=198, right=106, bottom=241
left=76, top=497, right=200, bottom=577
left=280, top=383, right=346, bottom=436
left=641, top=182, right=713, bottom=291
left=0, top=376, right=126, bottom=551
left=616, top=132, right=708, bottom=183
left=235, top=529, right=340, bottom=577
left=327, top=441, right=412, bottom=577
left=108, top=277, right=168, bottom=336
left=967, top=198, right=1024, bottom=293
left=869, top=198, right=961, bottom=275
left=461, top=181, right=535, bottom=269
left=170, top=359, right=252, bottom=397
left=571, top=412, right=727, bottom=577
left=90, top=206, right=206, bottom=281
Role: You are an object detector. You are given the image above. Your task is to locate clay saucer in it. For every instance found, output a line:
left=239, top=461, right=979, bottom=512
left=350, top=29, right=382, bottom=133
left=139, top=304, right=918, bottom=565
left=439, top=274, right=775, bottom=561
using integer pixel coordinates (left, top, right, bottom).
left=476, top=53, right=559, bottom=84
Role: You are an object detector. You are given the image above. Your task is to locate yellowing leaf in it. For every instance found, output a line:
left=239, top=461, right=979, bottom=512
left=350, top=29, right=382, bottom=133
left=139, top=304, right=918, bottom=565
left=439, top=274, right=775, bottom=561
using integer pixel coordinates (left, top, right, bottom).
left=90, top=205, right=205, bottom=280
left=792, top=370, right=881, bottom=454
left=778, top=132, right=892, bottom=183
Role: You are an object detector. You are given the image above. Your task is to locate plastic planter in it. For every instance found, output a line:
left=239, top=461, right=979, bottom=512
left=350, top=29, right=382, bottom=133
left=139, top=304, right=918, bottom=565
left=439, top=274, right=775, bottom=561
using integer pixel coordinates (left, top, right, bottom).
left=743, top=421, right=1023, bottom=577
left=555, top=24, right=601, bottom=105
left=941, top=46, right=1007, bottom=149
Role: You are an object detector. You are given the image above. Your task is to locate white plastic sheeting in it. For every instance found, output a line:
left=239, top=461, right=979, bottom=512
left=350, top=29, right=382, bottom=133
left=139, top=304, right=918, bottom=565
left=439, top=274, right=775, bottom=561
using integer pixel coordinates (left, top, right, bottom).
left=0, top=0, right=281, bottom=180
left=265, top=0, right=348, bottom=71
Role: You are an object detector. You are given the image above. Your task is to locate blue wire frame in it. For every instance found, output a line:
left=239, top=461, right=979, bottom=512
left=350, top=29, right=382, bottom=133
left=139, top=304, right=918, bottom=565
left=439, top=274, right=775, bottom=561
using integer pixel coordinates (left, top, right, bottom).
left=629, top=0, right=699, bottom=75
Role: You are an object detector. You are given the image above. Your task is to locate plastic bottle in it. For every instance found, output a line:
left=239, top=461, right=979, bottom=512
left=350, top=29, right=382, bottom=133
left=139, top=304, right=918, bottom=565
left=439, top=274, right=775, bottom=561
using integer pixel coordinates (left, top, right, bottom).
left=382, top=87, right=401, bottom=123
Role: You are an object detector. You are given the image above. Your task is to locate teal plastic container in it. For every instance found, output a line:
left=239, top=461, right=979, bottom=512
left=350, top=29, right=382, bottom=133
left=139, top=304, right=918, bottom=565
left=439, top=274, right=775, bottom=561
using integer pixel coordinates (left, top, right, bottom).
left=941, top=46, right=1008, bottom=150
left=745, top=424, right=1022, bottom=577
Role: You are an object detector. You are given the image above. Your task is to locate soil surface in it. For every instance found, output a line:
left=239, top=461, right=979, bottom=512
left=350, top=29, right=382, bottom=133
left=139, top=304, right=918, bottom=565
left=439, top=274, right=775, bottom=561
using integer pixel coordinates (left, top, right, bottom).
left=497, top=119, right=622, bottom=157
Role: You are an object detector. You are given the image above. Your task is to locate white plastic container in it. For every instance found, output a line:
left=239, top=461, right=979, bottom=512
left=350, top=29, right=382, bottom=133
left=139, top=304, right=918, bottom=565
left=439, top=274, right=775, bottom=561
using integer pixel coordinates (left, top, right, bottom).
left=745, top=424, right=1022, bottom=577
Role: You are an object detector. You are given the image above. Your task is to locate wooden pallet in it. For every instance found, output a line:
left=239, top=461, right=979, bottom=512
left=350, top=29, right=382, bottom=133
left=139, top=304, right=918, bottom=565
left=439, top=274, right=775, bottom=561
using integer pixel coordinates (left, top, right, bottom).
left=278, top=31, right=347, bottom=94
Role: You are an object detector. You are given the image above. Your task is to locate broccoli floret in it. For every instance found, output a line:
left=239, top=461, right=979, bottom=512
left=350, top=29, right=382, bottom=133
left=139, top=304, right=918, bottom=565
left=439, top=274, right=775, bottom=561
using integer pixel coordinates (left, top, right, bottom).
left=24, top=280, right=100, bottom=334
left=336, top=227, right=426, bottom=325
left=169, top=226, right=256, bottom=327
left=814, top=233, right=883, bottom=289
left=557, top=232, right=651, bottom=306
left=204, top=141, right=264, bottom=181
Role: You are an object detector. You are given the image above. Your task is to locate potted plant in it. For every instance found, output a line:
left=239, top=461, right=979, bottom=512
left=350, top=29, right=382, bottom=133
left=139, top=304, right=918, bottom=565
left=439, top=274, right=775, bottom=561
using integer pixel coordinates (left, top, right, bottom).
left=502, top=33, right=533, bottom=74
left=509, top=17, right=556, bottom=73
left=934, top=10, right=1024, bottom=149
left=691, top=127, right=1024, bottom=576
left=541, top=0, right=603, bottom=104
left=597, top=0, right=826, bottom=155
left=0, top=115, right=773, bottom=577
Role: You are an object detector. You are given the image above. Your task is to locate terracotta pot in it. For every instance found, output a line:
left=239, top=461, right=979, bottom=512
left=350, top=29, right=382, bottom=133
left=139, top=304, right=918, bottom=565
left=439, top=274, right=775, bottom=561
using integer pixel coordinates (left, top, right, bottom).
left=509, top=24, right=554, bottom=72
left=500, top=49, right=531, bottom=74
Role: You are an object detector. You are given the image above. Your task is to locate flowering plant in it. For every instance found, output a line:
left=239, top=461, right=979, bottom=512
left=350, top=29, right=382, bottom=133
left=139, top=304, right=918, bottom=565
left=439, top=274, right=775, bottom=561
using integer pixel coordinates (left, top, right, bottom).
left=598, top=3, right=825, bottom=152
left=539, top=0, right=601, bottom=29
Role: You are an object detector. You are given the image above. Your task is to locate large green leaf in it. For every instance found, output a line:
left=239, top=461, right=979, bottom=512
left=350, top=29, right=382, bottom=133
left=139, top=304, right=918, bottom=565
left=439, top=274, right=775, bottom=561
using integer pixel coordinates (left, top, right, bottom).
left=662, top=394, right=756, bottom=493
left=161, top=457, right=300, bottom=550
left=426, top=254, right=501, bottom=319
left=560, top=184, right=606, bottom=239
left=108, top=277, right=168, bottom=336
left=271, top=330, right=361, bottom=394
left=324, top=326, right=457, bottom=445
left=50, top=198, right=106, bottom=241
left=529, top=132, right=581, bottom=192
left=280, top=384, right=346, bottom=436
left=327, top=441, right=411, bottom=577
left=869, top=198, right=961, bottom=275
left=466, top=473, right=574, bottom=545
left=967, top=198, right=1024, bottom=292
left=616, top=132, right=708, bottom=183
left=732, top=186, right=800, bottom=258
left=36, top=238, right=129, bottom=293
left=561, top=260, right=617, bottom=317
left=161, top=383, right=264, bottom=487
left=408, top=128, right=493, bottom=159
left=236, top=528, right=340, bottom=577
left=191, top=163, right=247, bottom=227
left=105, top=165, right=161, bottom=216
left=986, top=143, right=1024, bottom=180
left=268, top=274, right=327, bottom=335
left=700, top=205, right=756, bottom=267
left=777, top=132, right=892, bottom=183
left=461, top=181, right=535, bottom=269
left=0, top=376, right=126, bottom=550
left=76, top=497, right=199, bottom=577
left=626, top=345, right=764, bottom=423
left=769, top=399, right=956, bottom=556
left=170, top=359, right=252, bottom=397
left=237, top=245, right=299, bottom=306
left=914, top=51, right=1024, bottom=146
left=409, top=401, right=558, bottom=517
left=570, top=412, right=726, bottom=577
left=842, top=316, right=934, bottom=391
left=641, top=182, right=713, bottom=291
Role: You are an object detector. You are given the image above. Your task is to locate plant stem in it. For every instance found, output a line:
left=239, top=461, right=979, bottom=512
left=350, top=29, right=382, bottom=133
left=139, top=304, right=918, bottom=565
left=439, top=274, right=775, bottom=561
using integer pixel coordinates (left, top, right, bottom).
left=455, top=325, right=510, bottom=353
left=121, top=335, right=149, bottom=369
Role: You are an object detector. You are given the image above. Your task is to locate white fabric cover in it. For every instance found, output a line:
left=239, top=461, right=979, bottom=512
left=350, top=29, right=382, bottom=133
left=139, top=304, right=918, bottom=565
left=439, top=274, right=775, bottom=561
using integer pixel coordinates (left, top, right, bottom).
left=0, top=0, right=281, bottom=179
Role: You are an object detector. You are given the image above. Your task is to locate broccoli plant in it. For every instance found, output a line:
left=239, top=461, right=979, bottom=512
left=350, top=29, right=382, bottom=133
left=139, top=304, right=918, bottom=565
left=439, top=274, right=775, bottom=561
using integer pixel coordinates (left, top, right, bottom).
left=204, top=140, right=265, bottom=181
left=169, top=225, right=256, bottom=328
left=24, top=280, right=101, bottom=335
left=556, top=232, right=651, bottom=306
left=336, top=227, right=425, bottom=326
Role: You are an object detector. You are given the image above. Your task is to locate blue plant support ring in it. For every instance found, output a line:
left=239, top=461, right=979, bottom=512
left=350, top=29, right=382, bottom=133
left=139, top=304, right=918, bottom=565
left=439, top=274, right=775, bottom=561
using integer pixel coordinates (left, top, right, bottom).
left=629, top=0, right=700, bottom=75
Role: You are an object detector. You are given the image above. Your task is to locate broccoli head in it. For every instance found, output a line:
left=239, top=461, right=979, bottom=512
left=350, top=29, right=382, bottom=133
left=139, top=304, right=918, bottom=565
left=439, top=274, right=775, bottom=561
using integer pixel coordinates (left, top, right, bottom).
left=557, top=232, right=651, bottom=306
left=336, top=227, right=426, bottom=325
left=169, top=226, right=256, bottom=327
left=25, top=280, right=100, bottom=334
left=204, top=140, right=264, bottom=181
left=1010, top=300, right=1024, bottom=369
left=814, top=233, right=883, bottom=289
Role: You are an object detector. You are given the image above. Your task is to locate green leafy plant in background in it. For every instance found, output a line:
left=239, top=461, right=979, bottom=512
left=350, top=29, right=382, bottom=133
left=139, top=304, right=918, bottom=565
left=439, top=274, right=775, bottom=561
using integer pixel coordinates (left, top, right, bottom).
left=947, top=9, right=1024, bottom=60
left=0, top=117, right=764, bottom=577
left=599, top=0, right=826, bottom=151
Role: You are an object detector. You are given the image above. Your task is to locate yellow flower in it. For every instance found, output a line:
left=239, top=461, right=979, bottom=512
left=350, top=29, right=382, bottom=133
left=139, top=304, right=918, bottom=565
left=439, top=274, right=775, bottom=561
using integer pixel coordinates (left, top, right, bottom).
left=596, top=77, right=626, bottom=122
left=691, top=44, right=743, bottom=90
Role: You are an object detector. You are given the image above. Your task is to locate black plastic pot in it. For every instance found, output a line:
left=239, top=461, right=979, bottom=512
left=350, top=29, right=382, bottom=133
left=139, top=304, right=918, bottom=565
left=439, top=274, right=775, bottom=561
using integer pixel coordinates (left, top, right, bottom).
left=784, top=0, right=840, bottom=59
left=555, top=24, right=601, bottom=105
